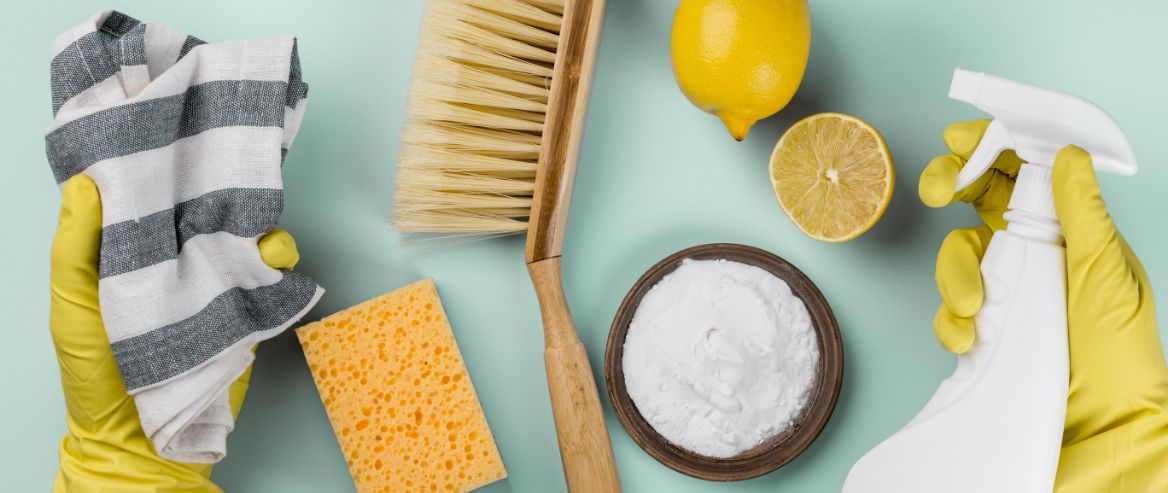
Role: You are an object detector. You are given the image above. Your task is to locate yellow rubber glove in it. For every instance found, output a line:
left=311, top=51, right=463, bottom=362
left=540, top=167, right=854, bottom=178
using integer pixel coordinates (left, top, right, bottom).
left=921, top=120, right=1168, bottom=492
left=50, top=175, right=301, bottom=493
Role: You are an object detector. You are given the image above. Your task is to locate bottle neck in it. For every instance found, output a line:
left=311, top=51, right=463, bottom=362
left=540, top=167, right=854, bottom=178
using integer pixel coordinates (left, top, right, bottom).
left=1004, top=163, right=1064, bottom=245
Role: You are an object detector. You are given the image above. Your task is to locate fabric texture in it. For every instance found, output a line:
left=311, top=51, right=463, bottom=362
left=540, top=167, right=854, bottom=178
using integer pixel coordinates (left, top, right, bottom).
left=45, top=10, right=323, bottom=463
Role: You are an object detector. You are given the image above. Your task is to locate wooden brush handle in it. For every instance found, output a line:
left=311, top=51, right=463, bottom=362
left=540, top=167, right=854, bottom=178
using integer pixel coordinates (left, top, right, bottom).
left=525, top=0, right=607, bottom=264
left=529, top=257, right=621, bottom=493
left=524, top=0, right=618, bottom=490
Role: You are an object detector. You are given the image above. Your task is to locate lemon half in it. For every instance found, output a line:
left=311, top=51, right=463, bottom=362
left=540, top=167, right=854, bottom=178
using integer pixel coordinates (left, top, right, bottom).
left=769, top=113, right=895, bottom=242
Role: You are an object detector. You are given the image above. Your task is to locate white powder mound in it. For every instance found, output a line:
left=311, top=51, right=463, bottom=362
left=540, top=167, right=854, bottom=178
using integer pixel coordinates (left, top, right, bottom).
left=622, top=258, right=820, bottom=458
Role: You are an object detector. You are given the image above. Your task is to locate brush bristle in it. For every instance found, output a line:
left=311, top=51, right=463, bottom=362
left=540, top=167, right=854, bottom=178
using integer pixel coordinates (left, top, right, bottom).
left=393, top=0, right=566, bottom=235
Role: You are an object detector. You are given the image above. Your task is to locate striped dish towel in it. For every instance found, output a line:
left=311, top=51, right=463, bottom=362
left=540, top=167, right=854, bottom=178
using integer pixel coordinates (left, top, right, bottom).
left=45, top=11, right=323, bottom=463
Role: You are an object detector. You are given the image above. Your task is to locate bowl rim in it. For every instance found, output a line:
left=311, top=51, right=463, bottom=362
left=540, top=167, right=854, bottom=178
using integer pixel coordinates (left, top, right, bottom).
left=604, top=242, right=844, bottom=481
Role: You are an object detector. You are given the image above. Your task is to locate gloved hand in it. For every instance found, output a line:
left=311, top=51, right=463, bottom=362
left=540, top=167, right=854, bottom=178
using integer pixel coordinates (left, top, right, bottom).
left=51, top=175, right=301, bottom=493
left=920, top=120, right=1168, bottom=492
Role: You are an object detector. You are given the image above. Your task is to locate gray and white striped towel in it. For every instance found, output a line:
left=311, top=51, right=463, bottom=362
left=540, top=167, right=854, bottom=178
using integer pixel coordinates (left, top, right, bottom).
left=46, top=11, right=323, bottom=463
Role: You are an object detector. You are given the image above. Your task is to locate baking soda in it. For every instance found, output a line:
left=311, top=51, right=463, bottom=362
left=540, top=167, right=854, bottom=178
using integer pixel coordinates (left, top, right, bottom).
left=622, top=258, right=820, bottom=458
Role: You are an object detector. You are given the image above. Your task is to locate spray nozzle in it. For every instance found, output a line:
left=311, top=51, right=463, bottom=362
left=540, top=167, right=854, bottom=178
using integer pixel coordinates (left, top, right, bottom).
left=948, top=69, right=1137, bottom=192
left=947, top=69, right=1137, bottom=224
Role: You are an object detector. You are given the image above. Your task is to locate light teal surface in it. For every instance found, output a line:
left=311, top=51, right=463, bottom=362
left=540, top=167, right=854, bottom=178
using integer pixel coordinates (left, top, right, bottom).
left=3, top=1, right=1167, bottom=491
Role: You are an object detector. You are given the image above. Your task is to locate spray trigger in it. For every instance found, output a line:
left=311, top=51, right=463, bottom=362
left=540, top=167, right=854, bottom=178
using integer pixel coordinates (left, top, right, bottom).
left=955, top=120, right=1014, bottom=192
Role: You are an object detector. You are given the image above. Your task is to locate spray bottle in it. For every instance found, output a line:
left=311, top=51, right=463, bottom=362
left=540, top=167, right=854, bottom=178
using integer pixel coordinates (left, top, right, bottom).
left=842, top=69, right=1137, bottom=492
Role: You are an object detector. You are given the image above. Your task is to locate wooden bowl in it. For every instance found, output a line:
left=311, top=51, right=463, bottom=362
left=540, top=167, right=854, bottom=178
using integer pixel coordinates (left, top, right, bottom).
left=604, top=243, right=844, bottom=481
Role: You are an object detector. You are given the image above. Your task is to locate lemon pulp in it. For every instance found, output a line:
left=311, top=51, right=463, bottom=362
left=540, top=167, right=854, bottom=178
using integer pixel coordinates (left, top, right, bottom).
left=769, top=113, right=895, bottom=242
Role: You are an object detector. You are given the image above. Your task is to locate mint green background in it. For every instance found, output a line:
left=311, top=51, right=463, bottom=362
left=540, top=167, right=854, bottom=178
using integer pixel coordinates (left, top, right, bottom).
left=3, top=1, right=1167, bottom=491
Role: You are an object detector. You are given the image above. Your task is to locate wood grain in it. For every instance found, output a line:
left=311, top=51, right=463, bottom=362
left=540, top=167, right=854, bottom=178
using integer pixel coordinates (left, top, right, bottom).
left=525, top=0, right=607, bottom=263
left=529, top=257, right=622, bottom=492
left=603, top=243, right=845, bottom=481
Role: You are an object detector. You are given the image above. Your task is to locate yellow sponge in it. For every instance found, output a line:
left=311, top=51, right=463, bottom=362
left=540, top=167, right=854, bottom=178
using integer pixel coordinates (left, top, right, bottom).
left=297, top=279, right=506, bottom=493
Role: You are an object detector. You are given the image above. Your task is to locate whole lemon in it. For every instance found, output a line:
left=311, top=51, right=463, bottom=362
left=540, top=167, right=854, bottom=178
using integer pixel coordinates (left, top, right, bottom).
left=671, top=0, right=811, bottom=141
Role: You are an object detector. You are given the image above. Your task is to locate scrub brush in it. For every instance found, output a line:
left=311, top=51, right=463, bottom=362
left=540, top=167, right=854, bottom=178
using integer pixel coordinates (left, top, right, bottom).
left=392, top=1, right=620, bottom=492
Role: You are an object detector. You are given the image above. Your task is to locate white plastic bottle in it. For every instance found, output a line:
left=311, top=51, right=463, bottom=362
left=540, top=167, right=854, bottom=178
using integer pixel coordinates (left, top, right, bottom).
left=842, top=69, right=1138, bottom=492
